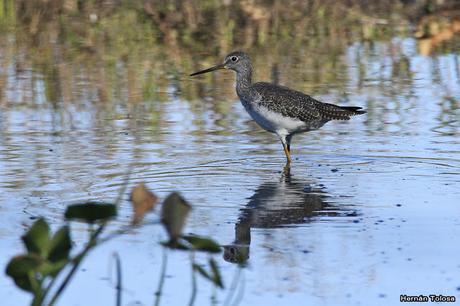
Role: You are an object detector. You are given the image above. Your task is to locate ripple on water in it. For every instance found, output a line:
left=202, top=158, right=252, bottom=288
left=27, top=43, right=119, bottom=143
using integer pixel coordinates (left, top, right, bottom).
left=1, top=22, right=460, bottom=306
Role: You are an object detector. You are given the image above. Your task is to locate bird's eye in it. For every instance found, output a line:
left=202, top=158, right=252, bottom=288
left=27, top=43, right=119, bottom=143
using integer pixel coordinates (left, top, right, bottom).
left=231, top=56, right=238, bottom=62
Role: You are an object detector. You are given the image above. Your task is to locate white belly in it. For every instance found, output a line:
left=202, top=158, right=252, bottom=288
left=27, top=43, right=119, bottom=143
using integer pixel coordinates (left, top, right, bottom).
left=243, top=103, right=307, bottom=135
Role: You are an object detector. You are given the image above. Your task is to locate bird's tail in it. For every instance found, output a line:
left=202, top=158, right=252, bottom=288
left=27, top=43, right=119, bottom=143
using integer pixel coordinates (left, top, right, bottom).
left=339, top=106, right=366, bottom=115
left=318, top=103, right=366, bottom=120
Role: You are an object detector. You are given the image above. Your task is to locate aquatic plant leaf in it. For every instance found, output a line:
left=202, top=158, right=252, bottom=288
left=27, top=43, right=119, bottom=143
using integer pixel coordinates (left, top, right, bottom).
left=21, top=218, right=50, bottom=257
left=47, top=226, right=72, bottom=263
left=193, top=264, right=211, bottom=280
left=209, top=258, right=224, bottom=288
left=11, top=275, right=33, bottom=292
left=64, top=202, right=117, bottom=223
left=39, top=260, right=67, bottom=277
left=160, top=240, right=190, bottom=251
left=5, top=255, right=42, bottom=292
left=182, top=235, right=221, bottom=253
left=130, top=183, right=158, bottom=225
left=161, top=193, right=191, bottom=241
left=6, top=254, right=42, bottom=276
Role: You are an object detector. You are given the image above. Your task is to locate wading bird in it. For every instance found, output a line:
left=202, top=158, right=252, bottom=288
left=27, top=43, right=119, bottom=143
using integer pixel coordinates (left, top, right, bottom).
left=190, top=52, right=365, bottom=166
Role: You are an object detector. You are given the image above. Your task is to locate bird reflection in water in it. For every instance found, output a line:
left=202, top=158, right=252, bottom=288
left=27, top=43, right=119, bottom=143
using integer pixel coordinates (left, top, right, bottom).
left=223, top=169, right=355, bottom=264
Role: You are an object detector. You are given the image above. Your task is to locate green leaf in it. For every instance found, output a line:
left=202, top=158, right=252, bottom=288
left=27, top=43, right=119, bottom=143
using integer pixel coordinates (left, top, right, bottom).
left=47, top=226, right=72, bottom=263
left=5, top=255, right=43, bottom=292
left=192, top=260, right=224, bottom=289
left=64, top=202, right=117, bottom=223
left=6, top=255, right=42, bottom=276
left=160, top=240, right=190, bottom=251
left=21, top=218, right=50, bottom=256
left=209, top=258, right=224, bottom=288
left=11, top=275, right=33, bottom=292
left=39, top=260, right=67, bottom=277
left=182, top=235, right=221, bottom=253
left=193, top=264, right=211, bottom=280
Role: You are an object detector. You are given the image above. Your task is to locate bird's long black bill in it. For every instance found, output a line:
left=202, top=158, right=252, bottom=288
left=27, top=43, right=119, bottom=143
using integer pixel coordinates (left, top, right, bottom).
left=190, top=63, right=225, bottom=76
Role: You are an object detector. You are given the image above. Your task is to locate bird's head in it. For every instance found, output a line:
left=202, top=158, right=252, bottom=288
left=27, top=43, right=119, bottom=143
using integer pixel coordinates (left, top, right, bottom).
left=190, top=51, right=252, bottom=76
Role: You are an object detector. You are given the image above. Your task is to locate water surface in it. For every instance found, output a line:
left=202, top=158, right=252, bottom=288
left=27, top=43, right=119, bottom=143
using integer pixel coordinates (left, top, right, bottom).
left=1, top=3, right=460, bottom=306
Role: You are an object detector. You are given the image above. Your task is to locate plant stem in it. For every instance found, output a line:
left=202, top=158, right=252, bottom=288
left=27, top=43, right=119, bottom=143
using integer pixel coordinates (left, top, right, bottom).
left=43, top=222, right=159, bottom=305
left=223, top=266, right=241, bottom=306
left=113, top=253, right=122, bottom=306
left=188, top=252, right=197, bottom=306
left=44, top=164, right=131, bottom=306
left=153, top=248, right=168, bottom=306
left=230, top=269, right=245, bottom=306
left=210, top=284, right=217, bottom=306
left=32, top=292, right=45, bottom=306
left=114, top=166, right=132, bottom=206
left=47, top=225, right=105, bottom=306
left=42, top=269, right=58, bottom=302
left=31, top=276, right=44, bottom=306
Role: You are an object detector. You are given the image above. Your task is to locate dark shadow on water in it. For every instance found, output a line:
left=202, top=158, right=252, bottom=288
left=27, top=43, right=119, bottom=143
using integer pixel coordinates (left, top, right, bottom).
left=223, top=169, right=357, bottom=264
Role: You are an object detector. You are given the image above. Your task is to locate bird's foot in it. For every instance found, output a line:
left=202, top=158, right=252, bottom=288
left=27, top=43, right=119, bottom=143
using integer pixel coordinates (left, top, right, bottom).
left=282, top=163, right=291, bottom=176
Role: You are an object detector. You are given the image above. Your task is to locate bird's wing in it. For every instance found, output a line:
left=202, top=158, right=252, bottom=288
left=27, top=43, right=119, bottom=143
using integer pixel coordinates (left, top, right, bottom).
left=252, top=82, right=362, bottom=121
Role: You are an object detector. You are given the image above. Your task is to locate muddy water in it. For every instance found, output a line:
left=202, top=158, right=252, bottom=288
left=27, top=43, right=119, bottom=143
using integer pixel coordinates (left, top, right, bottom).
left=1, top=19, right=460, bottom=306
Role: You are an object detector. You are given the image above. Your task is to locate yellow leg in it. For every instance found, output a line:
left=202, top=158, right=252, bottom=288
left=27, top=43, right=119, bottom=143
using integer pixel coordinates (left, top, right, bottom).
left=282, top=142, right=292, bottom=165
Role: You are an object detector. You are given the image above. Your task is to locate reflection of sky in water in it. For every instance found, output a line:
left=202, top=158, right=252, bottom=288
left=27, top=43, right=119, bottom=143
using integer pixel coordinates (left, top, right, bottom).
left=0, top=34, right=460, bottom=306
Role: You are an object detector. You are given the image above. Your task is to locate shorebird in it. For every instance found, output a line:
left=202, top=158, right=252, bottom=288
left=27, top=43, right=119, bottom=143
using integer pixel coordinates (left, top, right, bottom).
left=190, top=51, right=365, bottom=166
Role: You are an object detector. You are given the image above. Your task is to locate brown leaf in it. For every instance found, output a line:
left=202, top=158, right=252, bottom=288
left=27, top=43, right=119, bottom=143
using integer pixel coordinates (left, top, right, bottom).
left=130, top=183, right=158, bottom=225
left=161, top=192, right=191, bottom=242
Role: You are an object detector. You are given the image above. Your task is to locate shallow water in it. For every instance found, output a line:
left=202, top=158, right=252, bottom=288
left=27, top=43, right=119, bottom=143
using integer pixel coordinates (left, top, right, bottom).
left=1, top=6, right=460, bottom=306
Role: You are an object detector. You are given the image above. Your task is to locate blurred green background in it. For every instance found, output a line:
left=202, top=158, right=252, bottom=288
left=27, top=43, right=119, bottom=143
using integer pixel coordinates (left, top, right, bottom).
left=1, top=0, right=459, bottom=106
